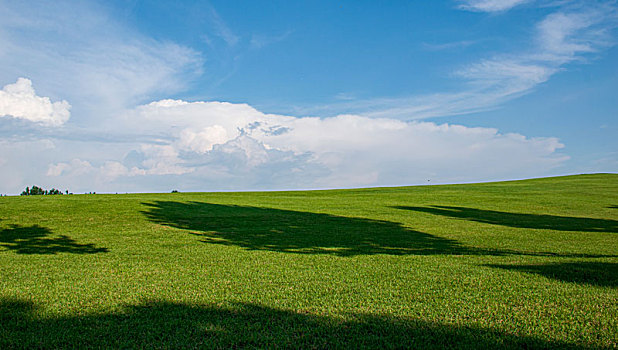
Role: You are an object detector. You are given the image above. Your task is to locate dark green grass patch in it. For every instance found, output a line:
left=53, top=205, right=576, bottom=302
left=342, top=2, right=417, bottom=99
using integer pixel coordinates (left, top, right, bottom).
left=0, top=299, right=592, bottom=349
left=487, top=262, right=618, bottom=288
left=1, top=174, right=617, bottom=348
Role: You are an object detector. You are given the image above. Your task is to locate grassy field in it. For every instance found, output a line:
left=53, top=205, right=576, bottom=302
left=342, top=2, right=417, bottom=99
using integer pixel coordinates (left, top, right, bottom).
left=1, top=173, right=616, bottom=348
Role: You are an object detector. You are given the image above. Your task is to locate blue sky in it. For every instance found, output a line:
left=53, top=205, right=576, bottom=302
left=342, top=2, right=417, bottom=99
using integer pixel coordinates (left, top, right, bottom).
left=0, top=0, right=616, bottom=194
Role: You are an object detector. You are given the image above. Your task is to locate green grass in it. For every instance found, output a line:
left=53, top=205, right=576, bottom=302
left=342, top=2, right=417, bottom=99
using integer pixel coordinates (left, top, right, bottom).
left=1, top=173, right=617, bottom=348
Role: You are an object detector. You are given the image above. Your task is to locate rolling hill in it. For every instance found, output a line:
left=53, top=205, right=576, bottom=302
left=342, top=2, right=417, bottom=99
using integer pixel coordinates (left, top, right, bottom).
left=1, top=174, right=616, bottom=348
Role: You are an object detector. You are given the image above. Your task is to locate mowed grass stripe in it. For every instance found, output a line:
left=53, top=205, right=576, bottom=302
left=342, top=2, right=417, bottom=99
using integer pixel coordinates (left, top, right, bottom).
left=0, top=173, right=616, bottom=348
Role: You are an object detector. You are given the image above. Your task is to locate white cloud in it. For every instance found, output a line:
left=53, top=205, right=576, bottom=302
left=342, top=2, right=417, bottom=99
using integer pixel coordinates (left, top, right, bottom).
left=456, top=60, right=553, bottom=86
left=459, top=0, right=531, bottom=12
left=448, top=5, right=615, bottom=107
left=0, top=1, right=202, bottom=121
left=208, top=6, right=239, bottom=47
left=0, top=78, right=70, bottom=126
left=1, top=99, right=569, bottom=193
left=535, top=10, right=614, bottom=63
left=46, top=158, right=93, bottom=177
left=308, top=2, right=616, bottom=120
left=100, top=161, right=131, bottom=181
left=422, top=40, right=479, bottom=51
left=0, top=139, right=57, bottom=193
left=47, top=144, right=191, bottom=182
left=120, top=101, right=569, bottom=188
left=138, top=144, right=193, bottom=176
left=250, top=30, right=293, bottom=49
left=179, top=126, right=230, bottom=153
left=1, top=1, right=604, bottom=194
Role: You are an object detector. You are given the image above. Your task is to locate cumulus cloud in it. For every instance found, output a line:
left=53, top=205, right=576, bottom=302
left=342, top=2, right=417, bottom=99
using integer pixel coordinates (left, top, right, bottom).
left=101, top=100, right=568, bottom=190
left=47, top=144, right=191, bottom=182
left=2, top=99, right=569, bottom=193
left=178, top=126, right=230, bottom=153
left=0, top=78, right=70, bottom=126
left=46, top=158, right=93, bottom=177
left=46, top=159, right=132, bottom=183
left=138, top=144, right=193, bottom=176
left=0, top=1, right=597, bottom=194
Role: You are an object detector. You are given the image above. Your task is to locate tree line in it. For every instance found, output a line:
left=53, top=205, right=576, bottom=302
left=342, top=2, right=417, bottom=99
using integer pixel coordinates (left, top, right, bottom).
left=21, top=186, right=69, bottom=196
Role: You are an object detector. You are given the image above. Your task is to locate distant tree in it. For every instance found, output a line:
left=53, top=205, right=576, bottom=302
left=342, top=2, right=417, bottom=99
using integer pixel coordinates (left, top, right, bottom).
left=20, top=185, right=65, bottom=196
left=30, top=186, right=45, bottom=195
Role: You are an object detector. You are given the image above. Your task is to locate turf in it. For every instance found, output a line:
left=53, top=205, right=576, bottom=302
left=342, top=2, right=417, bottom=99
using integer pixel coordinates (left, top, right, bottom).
left=0, top=173, right=616, bottom=348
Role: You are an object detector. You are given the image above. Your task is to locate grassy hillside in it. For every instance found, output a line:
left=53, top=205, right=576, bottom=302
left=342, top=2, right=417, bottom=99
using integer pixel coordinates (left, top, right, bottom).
left=1, top=174, right=617, bottom=348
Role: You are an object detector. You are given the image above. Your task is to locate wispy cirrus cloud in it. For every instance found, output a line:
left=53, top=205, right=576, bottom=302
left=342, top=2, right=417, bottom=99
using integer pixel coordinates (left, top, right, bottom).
left=422, top=40, right=480, bottom=51
left=250, top=30, right=293, bottom=49
left=0, top=0, right=203, bottom=122
left=305, top=1, right=617, bottom=120
left=534, top=9, right=615, bottom=62
left=207, top=5, right=240, bottom=47
left=459, top=0, right=532, bottom=12
left=0, top=0, right=611, bottom=194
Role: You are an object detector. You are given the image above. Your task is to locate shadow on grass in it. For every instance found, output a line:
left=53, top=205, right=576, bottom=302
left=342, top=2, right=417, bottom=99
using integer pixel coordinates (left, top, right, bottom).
left=0, top=224, right=108, bottom=255
left=488, top=262, right=618, bottom=288
left=0, top=298, right=598, bottom=349
left=142, top=201, right=614, bottom=258
left=142, top=201, right=474, bottom=257
left=392, top=206, right=618, bottom=233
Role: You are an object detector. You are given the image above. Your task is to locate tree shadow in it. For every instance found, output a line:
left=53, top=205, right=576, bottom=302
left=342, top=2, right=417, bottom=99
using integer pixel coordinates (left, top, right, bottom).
left=608, top=205, right=618, bottom=209
left=0, top=298, right=601, bottom=349
left=487, top=262, right=618, bottom=288
left=392, top=206, right=618, bottom=233
left=0, top=224, right=108, bottom=255
left=141, top=201, right=614, bottom=258
left=142, top=201, right=478, bottom=257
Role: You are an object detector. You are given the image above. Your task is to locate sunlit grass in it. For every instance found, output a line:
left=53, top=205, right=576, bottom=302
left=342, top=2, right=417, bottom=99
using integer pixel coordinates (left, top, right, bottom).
left=1, top=174, right=616, bottom=348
